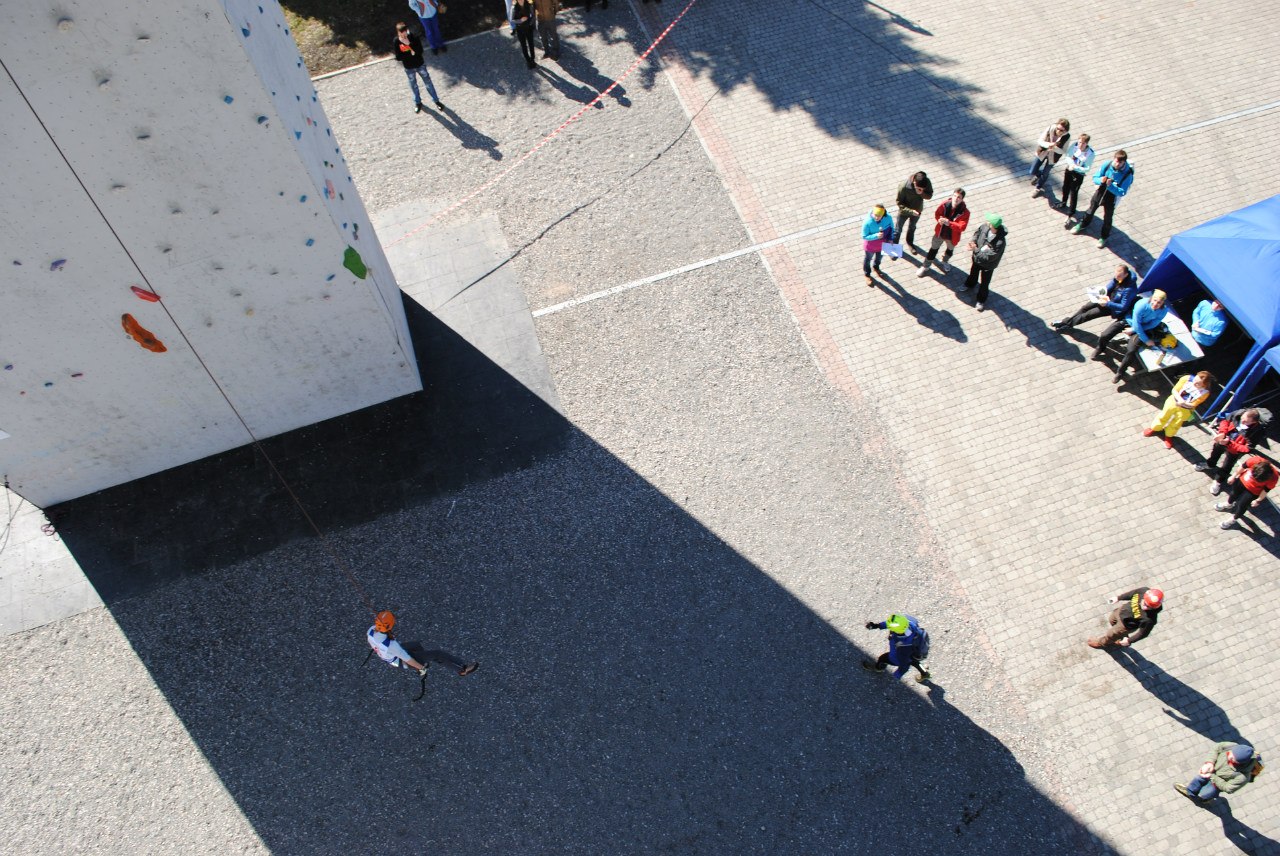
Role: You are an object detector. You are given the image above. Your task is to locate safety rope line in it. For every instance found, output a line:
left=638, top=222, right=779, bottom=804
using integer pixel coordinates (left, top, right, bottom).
left=1, top=55, right=379, bottom=615
left=382, top=0, right=700, bottom=249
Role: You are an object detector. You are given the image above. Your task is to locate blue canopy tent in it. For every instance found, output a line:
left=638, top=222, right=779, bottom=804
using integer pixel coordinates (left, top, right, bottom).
left=1139, top=195, right=1280, bottom=415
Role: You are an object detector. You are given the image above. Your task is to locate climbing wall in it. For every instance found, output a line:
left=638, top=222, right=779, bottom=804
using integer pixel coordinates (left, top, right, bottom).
left=0, top=0, right=422, bottom=507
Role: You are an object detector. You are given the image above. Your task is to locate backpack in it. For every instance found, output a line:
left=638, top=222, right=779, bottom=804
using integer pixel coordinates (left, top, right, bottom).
left=1248, top=756, right=1264, bottom=782
left=905, top=615, right=931, bottom=660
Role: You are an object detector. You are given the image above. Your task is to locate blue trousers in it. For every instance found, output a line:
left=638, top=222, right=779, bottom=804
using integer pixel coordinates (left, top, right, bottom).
left=1186, top=775, right=1220, bottom=800
left=418, top=15, right=444, bottom=50
left=404, top=66, right=439, bottom=105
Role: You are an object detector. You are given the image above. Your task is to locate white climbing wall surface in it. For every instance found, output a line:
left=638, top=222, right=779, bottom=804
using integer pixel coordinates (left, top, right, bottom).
left=0, top=0, right=422, bottom=507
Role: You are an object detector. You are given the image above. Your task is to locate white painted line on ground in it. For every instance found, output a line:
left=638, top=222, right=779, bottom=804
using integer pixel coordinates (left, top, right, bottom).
left=532, top=98, right=1280, bottom=318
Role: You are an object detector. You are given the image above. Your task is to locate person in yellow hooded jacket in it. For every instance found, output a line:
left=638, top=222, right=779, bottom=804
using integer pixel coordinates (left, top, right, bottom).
left=1143, top=371, right=1213, bottom=449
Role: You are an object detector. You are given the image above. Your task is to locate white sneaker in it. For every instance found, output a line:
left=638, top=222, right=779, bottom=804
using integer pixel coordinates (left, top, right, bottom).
left=1215, top=502, right=1231, bottom=512
left=1210, top=482, right=1223, bottom=496
left=915, top=267, right=929, bottom=278
left=1220, top=518, right=1237, bottom=529
left=939, top=261, right=950, bottom=273
left=975, top=302, right=985, bottom=312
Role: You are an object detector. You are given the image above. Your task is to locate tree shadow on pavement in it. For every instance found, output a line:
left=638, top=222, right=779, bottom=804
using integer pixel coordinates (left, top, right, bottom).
left=426, top=105, right=504, bottom=159
left=661, top=0, right=1024, bottom=170
left=48, top=302, right=1102, bottom=854
left=1208, top=798, right=1280, bottom=855
left=1108, top=648, right=1246, bottom=744
left=874, top=272, right=967, bottom=343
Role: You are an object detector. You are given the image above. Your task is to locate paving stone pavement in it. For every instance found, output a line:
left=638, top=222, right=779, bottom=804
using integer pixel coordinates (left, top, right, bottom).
left=630, top=0, right=1280, bottom=853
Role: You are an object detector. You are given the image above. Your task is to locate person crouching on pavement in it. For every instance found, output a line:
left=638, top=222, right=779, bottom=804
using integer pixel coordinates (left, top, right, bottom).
left=1215, top=455, right=1278, bottom=530
left=1087, top=587, right=1162, bottom=649
left=1176, top=742, right=1261, bottom=804
left=1201, top=408, right=1267, bottom=495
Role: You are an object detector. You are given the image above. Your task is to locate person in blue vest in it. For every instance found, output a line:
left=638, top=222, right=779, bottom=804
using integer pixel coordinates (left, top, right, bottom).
left=1070, top=150, right=1135, bottom=248
left=862, top=614, right=931, bottom=682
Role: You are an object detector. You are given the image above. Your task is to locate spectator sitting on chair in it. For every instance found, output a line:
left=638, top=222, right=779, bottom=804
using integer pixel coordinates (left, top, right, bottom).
left=1201, top=408, right=1267, bottom=495
left=1052, top=264, right=1137, bottom=331
left=1143, top=371, right=1213, bottom=449
left=1190, top=299, right=1228, bottom=347
left=1214, top=455, right=1278, bottom=530
left=1093, top=290, right=1167, bottom=385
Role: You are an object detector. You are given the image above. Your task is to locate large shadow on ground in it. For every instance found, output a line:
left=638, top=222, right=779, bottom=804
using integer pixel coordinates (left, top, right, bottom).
left=50, top=301, right=1099, bottom=853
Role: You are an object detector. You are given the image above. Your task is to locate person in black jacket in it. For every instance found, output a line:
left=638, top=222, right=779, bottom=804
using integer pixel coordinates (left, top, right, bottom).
left=1087, top=587, right=1163, bottom=649
left=512, top=0, right=537, bottom=69
left=392, top=23, right=444, bottom=112
left=891, top=171, right=933, bottom=256
left=962, top=213, right=1006, bottom=311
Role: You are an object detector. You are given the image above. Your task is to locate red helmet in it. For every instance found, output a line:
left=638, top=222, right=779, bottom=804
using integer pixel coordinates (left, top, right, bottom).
left=374, top=610, right=396, bottom=633
left=1142, top=589, right=1164, bottom=609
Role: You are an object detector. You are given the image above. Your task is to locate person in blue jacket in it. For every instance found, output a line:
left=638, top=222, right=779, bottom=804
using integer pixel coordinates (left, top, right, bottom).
left=862, top=614, right=930, bottom=682
left=1093, top=289, right=1168, bottom=384
left=1071, top=150, right=1134, bottom=248
left=1052, top=264, right=1138, bottom=331
left=1190, top=299, right=1228, bottom=347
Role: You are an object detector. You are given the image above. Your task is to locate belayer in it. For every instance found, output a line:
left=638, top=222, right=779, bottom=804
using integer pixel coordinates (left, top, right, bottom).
left=367, top=610, right=479, bottom=678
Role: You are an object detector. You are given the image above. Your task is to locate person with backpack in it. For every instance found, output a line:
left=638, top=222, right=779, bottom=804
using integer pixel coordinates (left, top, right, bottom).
left=1070, top=149, right=1134, bottom=249
left=367, top=610, right=479, bottom=678
left=862, top=614, right=930, bottom=682
left=1176, top=742, right=1262, bottom=803
left=1087, top=587, right=1163, bottom=649
left=962, top=213, right=1007, bottom=312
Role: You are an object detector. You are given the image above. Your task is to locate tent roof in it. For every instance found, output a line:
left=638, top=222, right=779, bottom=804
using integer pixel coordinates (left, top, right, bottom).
left=1160, top=195, right=1280, bottom=344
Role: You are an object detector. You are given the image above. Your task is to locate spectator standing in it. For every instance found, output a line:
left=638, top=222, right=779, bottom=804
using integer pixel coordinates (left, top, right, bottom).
left=408, top=0, right=447, bottom=55
left=1175, top=743, right=1261, bottom=804
left=916, top=188, right=969, bottom=277
left=862, top=614, right=931, bottom=682
left=534, top=0, right=560, bottom=60
left=1056, top=133, right=1095, bottom=218
left=1201, top=409, right=1267, bottom=495
left=891, top=171, right=933, bottom=256
left=391, top=23, right=444, bottom=113
left=1087, top=587, right=1163, bottom=649
left=512, top=0, right=537, bottom=68
left=1191, top=299, right=1228, bottom=347
left=861, top=205, right=894, bottom=287
left=1071, top=150, right=1135, bottom=248
left=1030, top=118, right=1071, bottom=198
left=1094, top=290, right=1168, bottom=384
left=962, top=213, right=1006, bottom=311
left=1052, top=264, right=1138, bottom=331
left=1143, top=371, right=1213, bottom=449
left=1215, top=455, right=1278, bottom=529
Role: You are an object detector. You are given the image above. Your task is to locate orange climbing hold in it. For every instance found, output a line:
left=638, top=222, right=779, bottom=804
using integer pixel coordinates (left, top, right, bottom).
left=121, top=313, right=167, bottom=352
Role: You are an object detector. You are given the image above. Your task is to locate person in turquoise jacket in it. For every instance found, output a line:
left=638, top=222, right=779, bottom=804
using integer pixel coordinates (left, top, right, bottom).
left=1071, top=150, right=1134, bottom=248
left=1093, top=289, right=1168, bottom=384
left=861, top=205, right=894, bottom=287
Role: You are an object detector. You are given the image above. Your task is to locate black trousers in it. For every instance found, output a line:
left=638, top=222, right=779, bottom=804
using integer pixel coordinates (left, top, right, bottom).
left=516, top=25, right=536, bottom=65
left=1223, top=480, right=1258, bottom=519
left=404, top=642, right=468, bottom=673
left=1061, top=303, right=1111, bottom=328
left=1061, top=170, right=1086, bottom=216
left=964, top=263, right=993, bottom=303
left=1206, top=446, right=1246, bottom=482
left=894, top=210, right=921, bottom=247
left=874, top=651, right=929, bottom=678
left=1080, top=186, right=1118, bottom=238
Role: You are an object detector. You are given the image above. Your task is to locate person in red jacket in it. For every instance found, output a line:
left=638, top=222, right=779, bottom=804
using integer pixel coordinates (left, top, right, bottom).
left=916, top=188, right=969, bottom=277
left=1214, top=455, right=1278, bottom=529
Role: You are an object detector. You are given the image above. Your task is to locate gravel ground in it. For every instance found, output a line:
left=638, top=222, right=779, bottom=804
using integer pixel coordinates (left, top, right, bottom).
left=1, top=11, right=1101, bottom=853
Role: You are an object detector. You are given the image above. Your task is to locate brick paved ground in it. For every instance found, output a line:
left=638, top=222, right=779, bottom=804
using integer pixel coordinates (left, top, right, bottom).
left=636, top=0, right=1280, bottom=853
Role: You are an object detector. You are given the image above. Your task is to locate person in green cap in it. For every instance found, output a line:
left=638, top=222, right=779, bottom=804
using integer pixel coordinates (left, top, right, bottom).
left=963, top=213, right=1007, bottom=311
left=862, top=614, right=931, bottom=682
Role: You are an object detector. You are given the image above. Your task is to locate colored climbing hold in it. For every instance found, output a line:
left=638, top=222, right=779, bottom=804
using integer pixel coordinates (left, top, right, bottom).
left=325, top=274, right=335, bottom=281
left=50, top=259, right=67, bottom=271
left=131, top=285, right=160, bottom=302
left=342, top=247, right=368, bottom=280
left=12, top=260, right=21, bottom=266
left=299, top=194, right=307, bottom=203
left=294, top=131, right=302, bottom=140
left=305, top=238, right=314, bottom=247
left=241, top=24, right=251, bottom=37
left=71, top=372, right=83, bottom=378
left=121, top=314, right=167, bottom=353
left=257, top=115, right=268, bottom=124
left=223, top=95, right=234, bottom=104
left=3, top=365, right=12, bottom=371
left=43, top=382, right=53, bottom=388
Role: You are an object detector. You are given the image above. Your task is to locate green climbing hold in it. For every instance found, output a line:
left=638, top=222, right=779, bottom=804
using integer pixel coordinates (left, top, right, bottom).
left=343, top=246, right=367, bottom=279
